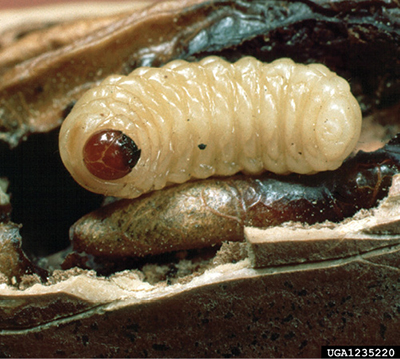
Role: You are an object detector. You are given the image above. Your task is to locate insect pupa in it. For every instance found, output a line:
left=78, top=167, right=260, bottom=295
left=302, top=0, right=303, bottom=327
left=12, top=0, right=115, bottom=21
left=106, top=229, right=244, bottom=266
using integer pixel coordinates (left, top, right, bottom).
left=59, top=56, right=362, bottom=198
left=69, top=135, right=400, bottom=260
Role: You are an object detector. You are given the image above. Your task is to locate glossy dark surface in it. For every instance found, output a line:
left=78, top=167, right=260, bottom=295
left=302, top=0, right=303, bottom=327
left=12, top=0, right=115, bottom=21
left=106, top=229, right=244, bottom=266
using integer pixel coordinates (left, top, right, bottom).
left=83, top=129, right=140, bottom=180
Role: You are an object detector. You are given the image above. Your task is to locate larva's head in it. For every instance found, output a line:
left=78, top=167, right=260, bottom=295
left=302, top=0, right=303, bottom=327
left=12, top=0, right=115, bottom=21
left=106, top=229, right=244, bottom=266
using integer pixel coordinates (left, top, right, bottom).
left=82, top=129, right=141, bottom=181
left=58, top=79, right=153, bottom=198
left=59, top=110, right=151, bottom=198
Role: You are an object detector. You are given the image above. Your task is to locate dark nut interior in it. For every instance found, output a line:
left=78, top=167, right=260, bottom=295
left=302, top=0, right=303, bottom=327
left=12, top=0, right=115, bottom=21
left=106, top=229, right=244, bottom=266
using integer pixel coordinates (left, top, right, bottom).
left=0, top=1, right=399, bottom=357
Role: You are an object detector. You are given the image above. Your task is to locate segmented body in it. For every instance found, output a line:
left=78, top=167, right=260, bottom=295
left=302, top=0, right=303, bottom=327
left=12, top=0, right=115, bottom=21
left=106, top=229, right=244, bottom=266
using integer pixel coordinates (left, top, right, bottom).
left=59, top=56, right=362, bottom=198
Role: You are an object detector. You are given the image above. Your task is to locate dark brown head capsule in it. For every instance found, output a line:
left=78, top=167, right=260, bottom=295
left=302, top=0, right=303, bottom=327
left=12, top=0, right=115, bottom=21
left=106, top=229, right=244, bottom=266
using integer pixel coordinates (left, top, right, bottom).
left=83, top=129, right=141, bottom=180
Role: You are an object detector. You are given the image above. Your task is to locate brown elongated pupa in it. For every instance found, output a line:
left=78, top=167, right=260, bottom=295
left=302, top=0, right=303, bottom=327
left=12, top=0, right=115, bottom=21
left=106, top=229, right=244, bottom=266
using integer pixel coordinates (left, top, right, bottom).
left=69, top=135, right=400, bottom=259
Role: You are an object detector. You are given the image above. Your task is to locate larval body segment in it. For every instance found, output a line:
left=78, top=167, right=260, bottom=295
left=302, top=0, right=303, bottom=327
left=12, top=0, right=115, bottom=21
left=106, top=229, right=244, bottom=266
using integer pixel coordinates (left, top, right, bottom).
left=59, top=56, right=362, bottom=198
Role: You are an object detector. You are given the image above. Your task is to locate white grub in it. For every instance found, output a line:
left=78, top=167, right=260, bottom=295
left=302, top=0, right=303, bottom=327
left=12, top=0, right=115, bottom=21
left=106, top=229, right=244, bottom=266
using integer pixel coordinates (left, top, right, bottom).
left=59, top=57, right=361, bottom=198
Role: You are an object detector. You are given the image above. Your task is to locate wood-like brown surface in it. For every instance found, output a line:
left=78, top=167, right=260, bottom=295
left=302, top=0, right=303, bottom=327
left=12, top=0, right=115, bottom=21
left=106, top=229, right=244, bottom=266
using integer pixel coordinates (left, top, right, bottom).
left=0, top=0, right=151, bottom=10
left=0, top=2, right=399, bottom=357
